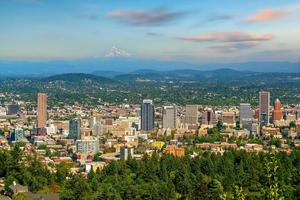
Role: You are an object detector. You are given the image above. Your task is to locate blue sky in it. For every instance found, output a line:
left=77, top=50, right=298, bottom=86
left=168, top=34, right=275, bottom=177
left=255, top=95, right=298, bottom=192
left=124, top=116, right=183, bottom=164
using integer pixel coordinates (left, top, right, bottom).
left=0, top=0, right=300, bottom=63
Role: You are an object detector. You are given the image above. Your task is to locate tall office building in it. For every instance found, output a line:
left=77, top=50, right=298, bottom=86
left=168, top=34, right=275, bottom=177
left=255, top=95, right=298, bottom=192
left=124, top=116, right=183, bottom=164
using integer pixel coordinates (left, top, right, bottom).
left=272, top=99, right=282, bottom=121
left=69, top=118, right=81, bottom=140
left=76, top=138, right=99, bottom=154
left=162, top=106, right=176, bottom=129
left=239, top=103, right=252, bottom=130
left=201, top=108, right=216, bottom=125
left=37, top=93, right=47, bottom=128
left=120, top=146, right=134, bottom=160
left=89, top=116, right=97, bottom=128
left=239, top=103, right=252, bottom=121
left=296, top=110, right=300, bottom=120
left=141, top=99, right=155, bottom=131
left=92, top=121, right=104, bottom=137
left=221, top=112, right=235, bottom=125
left=254, top=109, right=260, bottom=119
left=0, top=107, right=6, bottom=116
left=10, top=127, right=25, bottom=143
left=7, top=103, right=20, bottom=115
left=259, top=91, right=270, bottom=126
left=184, top=105, right=198, bottom=125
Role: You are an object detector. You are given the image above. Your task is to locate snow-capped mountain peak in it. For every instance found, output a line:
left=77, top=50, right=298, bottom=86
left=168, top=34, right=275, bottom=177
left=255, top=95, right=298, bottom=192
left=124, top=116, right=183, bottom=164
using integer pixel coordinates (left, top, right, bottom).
left=105, top=46, right=131, bottom=57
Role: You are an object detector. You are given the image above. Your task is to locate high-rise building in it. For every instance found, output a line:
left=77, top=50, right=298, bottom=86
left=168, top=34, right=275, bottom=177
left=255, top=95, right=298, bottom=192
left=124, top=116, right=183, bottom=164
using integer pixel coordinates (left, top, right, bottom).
left=76, top=138, right=99, bottom=154
left=89, top=116, right=97, bottom=128
left=37, top=93, right=47, bottom=128
left=7, top=103, right=20, bottom=115
left=184, top=105, right=198, bottom=125
left=162, top=106, right=176, bottom=129
left=296, top=110, right=300, bottom=120
left=120, top=146, right=134, bottom=160
left=221, top=112, right=235, bottom=125
left=259, top=91, right=270, bottom=126
left=239, top=103, right=252, bottom=121
left=296, top=122, right=300, bottom=132
left=242, top=120, right=253, bottom=132
left=254, top=109, right=260, bottom=119
left=141, top=99, right=155, bottom=131
left=251, top=123, right=260, bottom=136
left=0, top=106, right=7, bottom=116
left=272, top=99, right=282, bottom=121
left=69, top=118, right=81, bottom=140
left=92, top=121, right=103, bottom=137
left=239, top=103, right=253, bottom=130
left=201, top=108, right=216, bottom=125
left=10, top=127, right=25, bottom=143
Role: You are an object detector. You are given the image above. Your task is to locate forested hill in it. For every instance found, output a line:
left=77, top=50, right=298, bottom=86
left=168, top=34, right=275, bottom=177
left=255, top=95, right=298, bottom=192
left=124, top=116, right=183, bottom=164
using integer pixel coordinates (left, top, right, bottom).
left=43, top=73, right=116, bottom=84
left=113, top=68, right=257, bottom=81
left=0, top=70, right=300, bottom=106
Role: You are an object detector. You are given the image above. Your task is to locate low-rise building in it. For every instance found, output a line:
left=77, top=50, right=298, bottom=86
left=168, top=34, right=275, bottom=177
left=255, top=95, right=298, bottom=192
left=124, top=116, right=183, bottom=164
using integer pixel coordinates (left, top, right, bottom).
left=85, top=162, right=107, bottom=173
left=163, top=146, right=185, bottom=157
left=151, top=141, right=165, bottom=149
left=261, top=127, right=281, bottom=137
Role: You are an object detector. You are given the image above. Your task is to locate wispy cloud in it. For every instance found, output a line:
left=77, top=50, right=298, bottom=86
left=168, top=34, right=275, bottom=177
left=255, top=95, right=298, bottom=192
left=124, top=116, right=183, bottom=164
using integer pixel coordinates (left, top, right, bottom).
left=210, top=42, right=259, bottom=52
left=107, top=7, right=186, bottom=26
left=177, top=32, right=273, bottom=43
left=80, top=13, right=98, bottom=20
left=178, top=32, right=274, bottom=53
left=206, top=14, right=234, bottom=22
left=193, top=13, right=235, bottom=27
left=247, top=8, right=291, bottom=23
left=146, top=32, right=163, bottom=36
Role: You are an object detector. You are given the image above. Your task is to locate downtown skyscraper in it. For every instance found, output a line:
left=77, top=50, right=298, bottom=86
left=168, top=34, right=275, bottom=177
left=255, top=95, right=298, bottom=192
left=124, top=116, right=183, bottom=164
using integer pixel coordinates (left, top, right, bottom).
left=201, top=108, right=216, bottom=126
left=259, top=91, right=270, bottom=126
left=184, top=105, right=198, bottom=125
left=273, top=99, right=282, bottom=121
left=69, top=118, right=81, bottom=140
left=239, top=103, right=252, bottom=121
left=37, top=93, right=47, bottom=128
left=162, top=106, right=176, bottom=129
left=141, top=99, right=155, bottom=131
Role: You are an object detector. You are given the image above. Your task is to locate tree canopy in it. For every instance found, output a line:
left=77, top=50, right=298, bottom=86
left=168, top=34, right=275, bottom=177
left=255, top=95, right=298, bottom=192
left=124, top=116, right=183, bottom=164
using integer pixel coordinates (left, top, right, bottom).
left=1, top=145, right=300, bottom=199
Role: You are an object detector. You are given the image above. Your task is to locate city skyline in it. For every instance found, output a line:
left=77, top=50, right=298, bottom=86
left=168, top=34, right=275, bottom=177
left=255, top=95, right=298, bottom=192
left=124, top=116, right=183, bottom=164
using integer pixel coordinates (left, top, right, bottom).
left=1, top=1, right=300, bottom=198
left=1, top=0, right=300, bottom=64
left=1, top=83, right=300, bottom=199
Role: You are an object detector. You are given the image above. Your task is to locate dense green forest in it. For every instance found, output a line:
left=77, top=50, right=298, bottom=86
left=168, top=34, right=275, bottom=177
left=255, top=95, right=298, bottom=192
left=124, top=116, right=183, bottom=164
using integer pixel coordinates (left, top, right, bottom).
left=1, top=70, right=300, bottom=106
left=1, top=145, right=300, bottom=199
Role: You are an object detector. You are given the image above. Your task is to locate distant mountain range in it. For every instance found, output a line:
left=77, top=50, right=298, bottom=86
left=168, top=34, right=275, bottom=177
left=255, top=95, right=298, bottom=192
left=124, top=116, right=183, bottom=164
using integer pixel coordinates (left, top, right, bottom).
left=111, top=68, right=255, bottom=81
left=0, top=58, right=299, bottom=77
left=1, top=69, right=299, bottom=106
left=30, top=68, right=298, bottom=84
